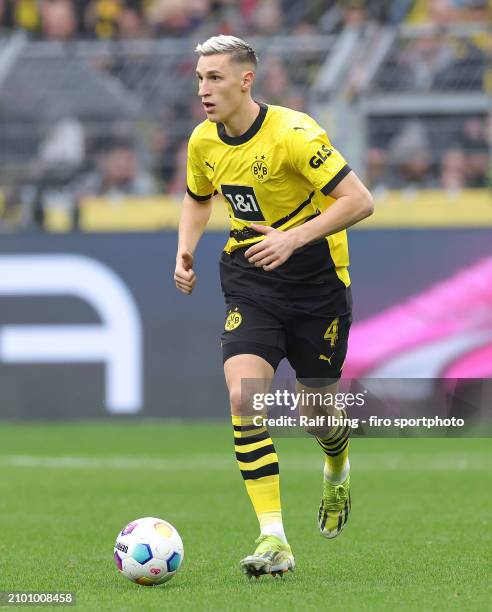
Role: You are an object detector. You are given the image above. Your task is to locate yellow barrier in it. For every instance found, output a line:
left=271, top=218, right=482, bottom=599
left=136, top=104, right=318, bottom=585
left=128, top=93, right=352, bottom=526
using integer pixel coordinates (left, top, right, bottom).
left=44, top=189, right=492, bottom=233
left=359, top=189, right=492, bottom=228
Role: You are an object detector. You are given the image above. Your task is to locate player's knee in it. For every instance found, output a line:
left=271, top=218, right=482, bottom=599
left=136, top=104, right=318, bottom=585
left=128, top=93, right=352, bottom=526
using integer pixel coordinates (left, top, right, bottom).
left=229, top=386, right=255, bottom=415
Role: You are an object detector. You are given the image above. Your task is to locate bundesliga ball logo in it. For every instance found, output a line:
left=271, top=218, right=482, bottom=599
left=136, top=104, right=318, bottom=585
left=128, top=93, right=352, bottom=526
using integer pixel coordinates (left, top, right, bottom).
left=114, top=517, right=184, bottom=586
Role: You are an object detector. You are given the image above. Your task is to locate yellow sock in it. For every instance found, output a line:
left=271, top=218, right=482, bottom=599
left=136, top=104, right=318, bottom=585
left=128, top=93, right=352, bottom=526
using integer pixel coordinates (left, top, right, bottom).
left=324, top=442, right=350, bottom=478
left=232, top=415, right=285, bottom=540
left=316, top=410, right=351, bottom=483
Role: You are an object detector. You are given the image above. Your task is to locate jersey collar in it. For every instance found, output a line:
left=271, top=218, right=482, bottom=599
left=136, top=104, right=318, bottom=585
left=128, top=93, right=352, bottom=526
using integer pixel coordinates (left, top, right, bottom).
left=216, top=102, right=268, bottom=146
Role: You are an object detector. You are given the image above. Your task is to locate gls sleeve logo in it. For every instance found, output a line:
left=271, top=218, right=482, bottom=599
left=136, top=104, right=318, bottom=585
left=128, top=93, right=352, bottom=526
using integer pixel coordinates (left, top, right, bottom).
left=309, top=144, right=334, bottom=169
left=221, top=184, right=265, bottom=221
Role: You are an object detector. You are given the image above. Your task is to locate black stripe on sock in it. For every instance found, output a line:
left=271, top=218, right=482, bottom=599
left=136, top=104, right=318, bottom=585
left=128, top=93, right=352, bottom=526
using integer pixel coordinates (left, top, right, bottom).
left=317, top=431, right=350, bottom=452
left=333, top=424, right=351, bottom=442
left=318, top=430, right=350, bottom=450
left=316, top=438, right=349, bottom=456
left=317, top=424, right=351, bottom=447
left=240, top=462, right=279, bottom=480
left=317, top=436, right=349, bottom=455
left=235, top=444, right=276, bottom=463
left=234, top=430, right=269, bottom=446
left=233, top=424, right=264, bottom=432
left=316, top=427, right=350, bottom=453
left=319, top=440, right=349, bottom=457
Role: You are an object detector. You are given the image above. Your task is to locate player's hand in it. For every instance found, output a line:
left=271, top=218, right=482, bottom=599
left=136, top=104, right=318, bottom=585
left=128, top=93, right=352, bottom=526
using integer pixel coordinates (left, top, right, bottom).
left=174, top=251, right=196, bottom=294
left=245, top=225, right=300, bottom=271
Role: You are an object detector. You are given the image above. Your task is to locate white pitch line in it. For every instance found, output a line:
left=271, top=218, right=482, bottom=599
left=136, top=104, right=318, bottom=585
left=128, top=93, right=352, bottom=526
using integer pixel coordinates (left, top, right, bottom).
left=0, top=455, right=488, bottom=471
left=0, top=455, right=228, bottom=471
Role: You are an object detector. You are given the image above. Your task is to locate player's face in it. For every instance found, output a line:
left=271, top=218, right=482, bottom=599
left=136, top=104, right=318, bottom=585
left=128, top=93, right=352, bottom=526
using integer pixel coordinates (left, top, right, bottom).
left=196, top=54, right=248, bottom=123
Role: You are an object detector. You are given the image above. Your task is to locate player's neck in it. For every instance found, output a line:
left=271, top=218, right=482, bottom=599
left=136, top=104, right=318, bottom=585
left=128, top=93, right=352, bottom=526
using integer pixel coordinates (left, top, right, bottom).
left=221, top=100, right=260, bottom=138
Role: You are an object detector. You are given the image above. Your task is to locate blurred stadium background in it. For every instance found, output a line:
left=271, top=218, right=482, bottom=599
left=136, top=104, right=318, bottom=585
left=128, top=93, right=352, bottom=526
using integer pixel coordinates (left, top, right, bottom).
left=0, top=3, right=491, bottom=609
left=0, top=0, right=491, bottom=420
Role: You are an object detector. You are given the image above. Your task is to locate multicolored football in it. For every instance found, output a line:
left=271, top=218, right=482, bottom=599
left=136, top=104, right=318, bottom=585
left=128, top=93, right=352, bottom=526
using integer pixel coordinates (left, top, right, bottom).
left=114, top=517, right=184, bottom=586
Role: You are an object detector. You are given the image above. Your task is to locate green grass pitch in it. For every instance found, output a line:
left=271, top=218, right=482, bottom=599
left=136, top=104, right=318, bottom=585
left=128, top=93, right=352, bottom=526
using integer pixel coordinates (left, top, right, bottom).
left=0, top=422, right=490, bottom=611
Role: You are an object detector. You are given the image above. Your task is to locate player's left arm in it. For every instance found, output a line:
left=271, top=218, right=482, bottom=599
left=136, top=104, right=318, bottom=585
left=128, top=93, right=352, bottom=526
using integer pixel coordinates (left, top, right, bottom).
left=246, top=174, right=373, bottom=271
left=287, top=169, right=373, bottom=246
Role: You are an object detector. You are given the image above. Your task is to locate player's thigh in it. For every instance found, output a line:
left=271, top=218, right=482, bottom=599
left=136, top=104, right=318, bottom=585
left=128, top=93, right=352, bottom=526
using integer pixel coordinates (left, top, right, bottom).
left=287, top=312, right=351, bottom=387
left=221, top=300, right=286, bottom=416
left=221, top=299, right=286, bottom=374
left=287, top=313, right=350, bottom=435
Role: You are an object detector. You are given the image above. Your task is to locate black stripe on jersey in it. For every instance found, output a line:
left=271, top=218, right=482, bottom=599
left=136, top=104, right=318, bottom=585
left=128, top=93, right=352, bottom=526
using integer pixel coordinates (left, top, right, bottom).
left=217, top=102, right=268, bottom=146
left=234, top=430, right=270, bottom=445
left=235, top=444, right=276, bottom=463
left=320, top=165, right=352, bottom=195
left=186, top=186, right=212, bottom=201
left=240, top=462, right=279, bottom=480
left=229, top=191, right=315, bottom=242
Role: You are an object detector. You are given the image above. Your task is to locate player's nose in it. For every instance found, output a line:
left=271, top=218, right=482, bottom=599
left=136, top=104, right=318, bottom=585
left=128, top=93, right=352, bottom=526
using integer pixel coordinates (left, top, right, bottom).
left=198, top=82, right=210, bottom=97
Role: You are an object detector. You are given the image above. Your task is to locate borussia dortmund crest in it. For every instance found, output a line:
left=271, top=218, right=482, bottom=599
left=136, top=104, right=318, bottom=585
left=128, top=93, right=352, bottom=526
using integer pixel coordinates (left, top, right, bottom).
left=225, top=308, right=242, bottom=331
left=251, top=155, right=269, bottom=182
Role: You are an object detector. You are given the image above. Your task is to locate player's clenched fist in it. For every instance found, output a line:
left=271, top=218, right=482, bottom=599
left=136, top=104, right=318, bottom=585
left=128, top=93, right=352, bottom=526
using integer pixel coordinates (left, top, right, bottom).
left=174, top=251, right=196, bottom=294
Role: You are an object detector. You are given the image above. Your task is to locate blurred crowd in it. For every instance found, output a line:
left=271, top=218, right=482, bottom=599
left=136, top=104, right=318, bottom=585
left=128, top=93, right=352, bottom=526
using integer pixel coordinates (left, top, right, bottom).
left=0, top=0, right=403, bottom=40
left=0, top=0, right=489, bottom=41
left=0, top=0, right=490, bottom=230
left=367, top=116, right=491, bottom=193
left=374, top=25, right=491, bottom=92
left=0, top=52, right=313, bottom=227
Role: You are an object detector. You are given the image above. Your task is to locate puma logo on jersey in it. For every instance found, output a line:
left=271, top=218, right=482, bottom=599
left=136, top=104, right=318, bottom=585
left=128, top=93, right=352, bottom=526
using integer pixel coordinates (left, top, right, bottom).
left=205, top=160, right=215, bottom=171
left=309, top=144, right=334, bottom=169
left=319, top=354, right=333, bottom=363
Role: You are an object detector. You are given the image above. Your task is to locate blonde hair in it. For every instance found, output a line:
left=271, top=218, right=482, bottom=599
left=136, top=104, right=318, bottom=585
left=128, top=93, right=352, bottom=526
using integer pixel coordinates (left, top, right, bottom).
left=195, top=35, right=258, bottom=67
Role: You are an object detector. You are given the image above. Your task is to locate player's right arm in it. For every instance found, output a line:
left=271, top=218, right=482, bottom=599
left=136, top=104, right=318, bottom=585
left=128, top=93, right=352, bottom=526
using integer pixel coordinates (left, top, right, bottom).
left=175, top=192, right=212, bottom=294
left=175, top=129, right=214, bottom=295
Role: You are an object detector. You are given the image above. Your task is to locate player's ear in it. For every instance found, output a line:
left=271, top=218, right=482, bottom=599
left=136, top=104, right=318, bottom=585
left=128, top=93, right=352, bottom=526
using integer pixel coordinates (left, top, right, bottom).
left=241, top=69, right=255, bottom=91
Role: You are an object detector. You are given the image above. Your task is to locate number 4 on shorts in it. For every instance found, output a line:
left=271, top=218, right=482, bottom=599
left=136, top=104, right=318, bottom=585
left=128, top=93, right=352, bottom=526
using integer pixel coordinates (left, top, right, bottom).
left=323, top=317, right=339, bottom=348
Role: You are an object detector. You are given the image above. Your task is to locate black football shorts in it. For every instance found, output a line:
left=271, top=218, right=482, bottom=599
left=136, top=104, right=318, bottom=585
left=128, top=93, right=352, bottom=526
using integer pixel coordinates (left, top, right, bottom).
left=219, top=240, right=352, bottom=382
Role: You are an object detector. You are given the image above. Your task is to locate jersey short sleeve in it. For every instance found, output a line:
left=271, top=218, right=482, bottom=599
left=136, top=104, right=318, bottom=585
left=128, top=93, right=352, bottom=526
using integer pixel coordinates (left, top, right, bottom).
left=286, top=123, right=351, bottom=195
left=186, top=134, right=214, bottom=201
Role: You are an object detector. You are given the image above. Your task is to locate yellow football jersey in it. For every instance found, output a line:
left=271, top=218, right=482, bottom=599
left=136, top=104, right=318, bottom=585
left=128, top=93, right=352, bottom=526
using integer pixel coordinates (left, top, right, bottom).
left=186, top=102, right=352, bottom=285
